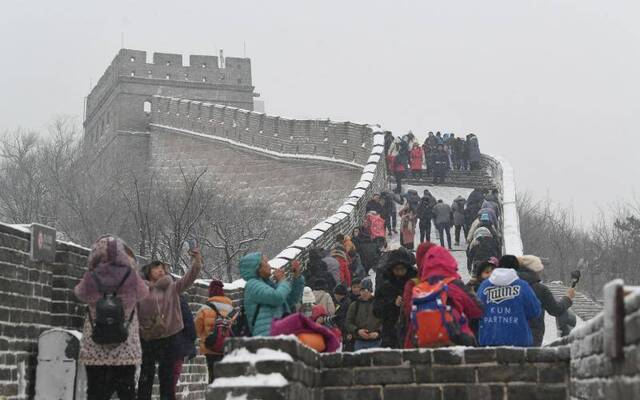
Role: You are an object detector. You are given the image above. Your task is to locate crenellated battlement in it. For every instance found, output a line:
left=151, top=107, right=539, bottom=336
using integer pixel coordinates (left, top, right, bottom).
left=150, top=95, right=376, bottom=167
left=84, top=49, right=256, bottom=143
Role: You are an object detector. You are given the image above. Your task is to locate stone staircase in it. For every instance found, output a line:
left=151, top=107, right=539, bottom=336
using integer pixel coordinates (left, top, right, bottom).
left=397, top=169, right=496, bottom=189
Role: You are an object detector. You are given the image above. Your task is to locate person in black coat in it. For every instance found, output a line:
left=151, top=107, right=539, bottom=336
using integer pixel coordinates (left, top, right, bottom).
left=352, top=228, right=381, bottom=274
left=417, top=190, right=437, bottom=243
left=332, top=283, right=352, bottom=349
left=402, top=189, right=421, bottom=212
left=306, top=248, right=337, bottom=290
left=464, top=188, right=486, bottom=232
left=366, top=193, right=385, bottom=215
left=432, top=145, right=449, bottom=184
left=373, top=248, right=417, bottom=348
left=516, top=256, right=575, bottom=346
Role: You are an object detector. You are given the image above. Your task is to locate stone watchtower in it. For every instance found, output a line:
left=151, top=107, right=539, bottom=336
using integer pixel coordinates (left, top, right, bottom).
left=83, top=49, right=257, bottom=142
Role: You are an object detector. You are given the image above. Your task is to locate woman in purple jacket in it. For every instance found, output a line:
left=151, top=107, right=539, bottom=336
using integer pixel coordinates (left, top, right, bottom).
left=74, top=235, right=149, bottom=400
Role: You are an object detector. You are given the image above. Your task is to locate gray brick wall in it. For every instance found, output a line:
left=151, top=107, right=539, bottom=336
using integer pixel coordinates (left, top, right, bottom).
left=0, top=94, right=388, bottom=399
left=148, top=95, right=387, bottom=272
left=0, top=223, right=211, bottom=400
left=209, top=337, right=570, bottom=400
left=84, top=49, right=255, bottom=143
left=549, top=288, right=640, bottom=399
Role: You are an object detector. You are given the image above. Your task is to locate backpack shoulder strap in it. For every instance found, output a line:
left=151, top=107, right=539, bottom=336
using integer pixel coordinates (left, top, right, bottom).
left=442, top=277, right=457, bottom=286
left=251, top=304, right=262, bottom=329
left=206, top=301, right=220, bottom=317
left=91, top=271, right=106, bottom=294
left=115, top=268, right=132, bottom=291
left=91, top=268, right=131, bottom=294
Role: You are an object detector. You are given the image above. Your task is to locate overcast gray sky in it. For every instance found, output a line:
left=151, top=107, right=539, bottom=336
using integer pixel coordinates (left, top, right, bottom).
left=2, top=0, right=639, bottom=224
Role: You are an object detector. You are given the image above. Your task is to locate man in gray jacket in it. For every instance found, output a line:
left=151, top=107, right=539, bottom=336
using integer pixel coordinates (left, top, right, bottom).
left=433, top=199, right=453, bottom=249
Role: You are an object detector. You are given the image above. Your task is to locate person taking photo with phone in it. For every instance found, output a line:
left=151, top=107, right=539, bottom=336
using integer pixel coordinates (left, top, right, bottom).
left=239, top=253, right=305, bottom=336
left=516, top=255, right=574, bottom=346
left=136, top=246, right=203, bottom=400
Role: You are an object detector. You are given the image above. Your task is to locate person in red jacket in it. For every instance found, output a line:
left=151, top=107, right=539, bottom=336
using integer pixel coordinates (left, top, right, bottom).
left=402, top=244, right=483, bottom=348
left=409, top=142, right=424, bottom=179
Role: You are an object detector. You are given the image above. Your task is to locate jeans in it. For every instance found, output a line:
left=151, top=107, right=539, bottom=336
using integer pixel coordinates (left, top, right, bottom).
left=419, top=219, right=432, bottom=243
left=138, top=336, right=177, bottom=400
left=354, top=339, right=382, bottom=351
left=436, top=223, right=452, bottom=249
left=206, top=354, right=224, bottom=384
left=85, top=365, right=136, bottom=400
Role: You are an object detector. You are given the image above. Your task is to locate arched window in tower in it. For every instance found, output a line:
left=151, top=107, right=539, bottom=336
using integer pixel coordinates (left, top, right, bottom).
left=143, top=101, right=152, bottom=115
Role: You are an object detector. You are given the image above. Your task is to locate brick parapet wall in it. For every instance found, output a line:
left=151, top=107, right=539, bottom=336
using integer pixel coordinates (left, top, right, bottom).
left=481, top=153, right=523, bottom=257
left=86, top=49, right=253, bottom=122
left=151, top=96, right=376, bottom=167
left=209, top=337, right=570, bottom=400
left=548, top=288, right=640, bottom=399
left=0, top=223, right=215, bottom=400
left=150, top=95, right=387, bottom=274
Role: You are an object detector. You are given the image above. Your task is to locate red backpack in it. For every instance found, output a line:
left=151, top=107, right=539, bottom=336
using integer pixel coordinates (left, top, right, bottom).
left=204, top=303, right=234, bottom=353
left=410, top=277, right=462, bottom=347
left=366, top=213, right=386, bottom=239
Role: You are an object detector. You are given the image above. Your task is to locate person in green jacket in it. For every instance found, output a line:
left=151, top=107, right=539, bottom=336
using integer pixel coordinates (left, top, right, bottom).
left=239, top=253, right=305, bottom=336
left=346, top=277, right=382, bottom=350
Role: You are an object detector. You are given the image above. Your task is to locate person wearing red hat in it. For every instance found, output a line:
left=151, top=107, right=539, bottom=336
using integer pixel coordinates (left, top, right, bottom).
left=194, top=280, right=235, bottom=383
left=402, top=243, right=483, bottom=348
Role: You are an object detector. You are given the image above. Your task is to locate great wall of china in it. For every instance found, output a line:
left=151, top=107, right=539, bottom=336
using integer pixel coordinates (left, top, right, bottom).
left=0, top=49, right=638, bottom=400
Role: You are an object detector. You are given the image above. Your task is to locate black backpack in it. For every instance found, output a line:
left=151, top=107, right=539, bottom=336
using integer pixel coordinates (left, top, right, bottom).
left=88, top=269, right=134, bottom=345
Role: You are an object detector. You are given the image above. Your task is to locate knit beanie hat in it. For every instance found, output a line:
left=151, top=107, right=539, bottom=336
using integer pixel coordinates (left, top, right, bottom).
left=518, top=255, right=544, bottom=273
left=333, top=284, right=348, bottom=296
left=208, top=279, right=225, bottom=297
left=499, top=255, right=520, bottom=270
left=361, top=277, right=374, bottom=292
left=302, top=287, right=316, bottom=304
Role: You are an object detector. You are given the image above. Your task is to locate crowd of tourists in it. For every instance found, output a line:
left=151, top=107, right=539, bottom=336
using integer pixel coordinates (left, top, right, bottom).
left=384, top=131, right=482, bottom=191
left=73, top=188, right=577, bottom=399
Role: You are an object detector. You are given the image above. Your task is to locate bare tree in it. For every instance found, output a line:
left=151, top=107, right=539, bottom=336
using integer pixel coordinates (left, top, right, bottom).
left=155, top=166, right=213, bottom=274
left=518, top=191, right=640, bottom=299
left=199, top=199, right=269, bottom=282
left=0, top=129, right=47, bottom=224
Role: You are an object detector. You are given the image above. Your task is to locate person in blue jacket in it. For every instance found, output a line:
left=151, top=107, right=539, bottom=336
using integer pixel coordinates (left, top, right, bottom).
left=477, top=255, right=542, bottom=347
left=239, top=252, right=305, bottom=336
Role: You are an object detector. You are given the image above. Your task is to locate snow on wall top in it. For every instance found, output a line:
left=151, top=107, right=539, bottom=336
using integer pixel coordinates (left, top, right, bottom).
left=483, top=153, right=524, bottom=257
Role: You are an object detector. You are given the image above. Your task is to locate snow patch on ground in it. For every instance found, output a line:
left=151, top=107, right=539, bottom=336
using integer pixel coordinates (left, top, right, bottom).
left=542, top=310, right=585, bottom=345
left=210, top=373, right=288, bottom=388
left=220, top=348, right=293, bottom=365
left=225, top=394, right=248, bottom=400
left=388, top=185, right=474, bottom=282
